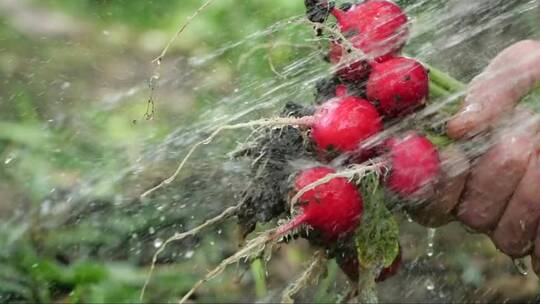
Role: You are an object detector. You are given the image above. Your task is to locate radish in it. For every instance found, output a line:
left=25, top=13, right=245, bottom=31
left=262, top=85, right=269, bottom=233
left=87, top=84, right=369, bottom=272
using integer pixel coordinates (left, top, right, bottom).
left=331, top=0, right=408, bottom=61
left=276, top=166, right=363, bottom=241
left=175, top=165, right=374, bottom=303
left=375, top=248, right=402, bottom=282
left=140, top=87, right=383, bottom=199
left=329, top=42, right=371, bottom=82
left=386, top=133, right=440, bottom=197
left=367, top=57, right=429, bottom=117
left=312, top=85, right=383, bottom=153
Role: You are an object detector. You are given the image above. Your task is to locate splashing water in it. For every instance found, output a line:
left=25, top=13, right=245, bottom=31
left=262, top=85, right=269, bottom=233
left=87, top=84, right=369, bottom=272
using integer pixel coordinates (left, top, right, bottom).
left=426, top=228, right=436, bottom=257
left=512, top=258, right=529, bottom=276
left=1, top=0, right=540, bottom=303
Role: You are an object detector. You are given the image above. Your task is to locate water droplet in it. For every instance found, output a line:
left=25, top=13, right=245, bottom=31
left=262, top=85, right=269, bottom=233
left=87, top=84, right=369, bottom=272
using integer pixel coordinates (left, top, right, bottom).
left=153, top=238, right=163, bottom=248
left=512, top=258, right=528, bottom=276
left=148, top=227, right=155, bottom=234
left=4, top=156, right=13, bottom=165
left=404, top=211, right=413, bottom=223
left=425, top=228, right=436, bottom=257
left=157, top=205, right=165, bottom=211
left=425, top=278, right=435, bottom=291
left=185, top=250, right=194, bottom=259
left=217, top=229, right=222, bottom=235
left=32, top=263, right=39, bottom=268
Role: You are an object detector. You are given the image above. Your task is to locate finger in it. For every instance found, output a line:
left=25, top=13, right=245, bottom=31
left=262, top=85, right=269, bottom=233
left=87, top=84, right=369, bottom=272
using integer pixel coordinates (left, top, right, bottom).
left=532, top=220, right=540, bottom=276
left=447, top=40, right=540, bottom=139
left=456, top=112, right=539, bottom=232
left=409, top=146, right=469, bottom=227
left=491, top=148, right=540, bottom=258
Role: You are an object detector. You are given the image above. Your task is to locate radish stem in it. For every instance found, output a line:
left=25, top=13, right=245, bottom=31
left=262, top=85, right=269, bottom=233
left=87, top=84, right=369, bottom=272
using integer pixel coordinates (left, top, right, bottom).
left=427, top=64, right=466, bottom=93
left=429, top=81, right=450, bottom=99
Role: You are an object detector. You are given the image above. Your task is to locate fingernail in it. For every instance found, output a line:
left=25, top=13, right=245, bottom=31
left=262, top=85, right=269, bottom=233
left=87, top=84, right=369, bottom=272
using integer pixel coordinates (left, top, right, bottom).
left=447, top=103, right=483, bottom=139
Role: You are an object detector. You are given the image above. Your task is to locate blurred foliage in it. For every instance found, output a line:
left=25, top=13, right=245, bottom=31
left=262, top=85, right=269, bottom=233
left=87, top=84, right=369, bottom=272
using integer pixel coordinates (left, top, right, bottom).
left=1, top=0, right=540, bottom=303
left=42, top=0, right=186, bottom=28
left=0, top=0, right=314, bottom=302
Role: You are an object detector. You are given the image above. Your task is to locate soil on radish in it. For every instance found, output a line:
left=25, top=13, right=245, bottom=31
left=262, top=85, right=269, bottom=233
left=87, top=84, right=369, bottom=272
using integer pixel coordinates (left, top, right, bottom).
left=314, top=75, right=368, bottom=105
left=233, top=102, right=317, bottom=236
left=304, top=0, right=335, bottom=24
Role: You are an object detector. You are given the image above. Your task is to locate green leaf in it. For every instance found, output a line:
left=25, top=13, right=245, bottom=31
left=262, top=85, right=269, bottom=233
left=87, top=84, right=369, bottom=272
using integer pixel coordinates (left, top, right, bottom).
left=355, top=173, right=399, bottom=269
left=425, top=133, right=453, bottom=149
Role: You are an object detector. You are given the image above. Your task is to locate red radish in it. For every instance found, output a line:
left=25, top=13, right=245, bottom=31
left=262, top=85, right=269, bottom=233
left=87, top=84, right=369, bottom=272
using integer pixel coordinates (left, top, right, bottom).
left=386, top=133, right=440, bottom=196
left=276, top=166, right=363, bottom=241
left=329, top=42, right=371, bottom=82
left=312, top=86, right=383, bottom=153
left=367, top=57, right=429, bottom=117
left=331, top=0, right=408, bottom=61
left=376, top=249, right=402, bottom=282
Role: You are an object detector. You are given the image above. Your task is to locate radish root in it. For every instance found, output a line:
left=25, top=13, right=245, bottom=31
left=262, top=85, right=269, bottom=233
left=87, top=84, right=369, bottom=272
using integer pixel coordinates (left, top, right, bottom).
left=281, top=250, right=327, bottom=303
left=290, top=159, right=387, bottom=214
left=144, top=0, right=216, bottom=120
left=140, top=201, right=243, bottom=301
left=154, top=0, right=216, bottom=64
left=179, top=228, right=281, bottom=304
left=141, top=116, right=314, bottom=199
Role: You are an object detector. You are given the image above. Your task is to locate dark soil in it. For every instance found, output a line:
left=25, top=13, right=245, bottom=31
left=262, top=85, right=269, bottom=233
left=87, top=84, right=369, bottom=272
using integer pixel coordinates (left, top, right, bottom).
left=234, top=102, right=316, bottom=236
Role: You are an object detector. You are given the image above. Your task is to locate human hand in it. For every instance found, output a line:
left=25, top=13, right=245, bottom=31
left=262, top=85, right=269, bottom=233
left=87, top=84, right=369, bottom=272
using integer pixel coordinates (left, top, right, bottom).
left=410, top=40, right=540, bottom=271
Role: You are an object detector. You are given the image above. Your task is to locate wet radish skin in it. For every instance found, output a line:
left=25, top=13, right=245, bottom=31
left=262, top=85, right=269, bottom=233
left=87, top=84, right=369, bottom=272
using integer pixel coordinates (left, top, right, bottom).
left=312, top=94, right=383, bottom=153
left=387, top=133, right=440, bottom=196
left=294, top=167, right=364, bottom=241
left=367, top=57, right=429, bottom=117
left=332, top=0, right=408, bottom=60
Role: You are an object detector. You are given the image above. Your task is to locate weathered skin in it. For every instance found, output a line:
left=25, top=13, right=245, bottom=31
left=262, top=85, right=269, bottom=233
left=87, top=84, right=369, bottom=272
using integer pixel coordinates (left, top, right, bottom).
left=456, top=112, right=538, bottom=232
left=492, top=145, right=540, bottom=257
left=413, top=40, right=540, bottom=274
left=447, top=40, right=540, bottom=139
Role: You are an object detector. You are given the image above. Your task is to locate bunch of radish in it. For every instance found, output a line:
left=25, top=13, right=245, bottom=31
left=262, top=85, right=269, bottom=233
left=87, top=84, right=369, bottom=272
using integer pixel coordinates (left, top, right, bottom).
left=273, top=0, right=440, bottom=281
left=142, top=0, right=462, bottom=302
